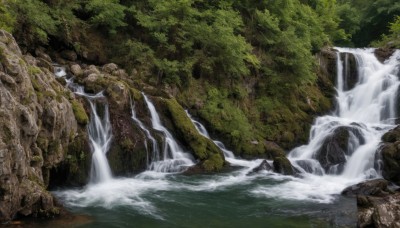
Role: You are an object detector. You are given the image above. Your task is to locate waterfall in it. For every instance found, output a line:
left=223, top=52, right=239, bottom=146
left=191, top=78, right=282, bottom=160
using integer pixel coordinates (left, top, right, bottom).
left=87, top=96, right=113, bottom=183
left=288, top=48, right=400, bottom=180
left=142, top=94, right=194, bottom=172
left=130, top=101, right=160, bottom=167
left=53, top=67, right=113, bottom=183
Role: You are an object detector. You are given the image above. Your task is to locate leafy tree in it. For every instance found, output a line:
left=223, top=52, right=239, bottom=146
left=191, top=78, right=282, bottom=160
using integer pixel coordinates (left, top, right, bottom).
left=0, top=1, right=16, bottom=33
left=84, top=0, right=127, bottom=34
left=11, top=0, right=58, bottom=47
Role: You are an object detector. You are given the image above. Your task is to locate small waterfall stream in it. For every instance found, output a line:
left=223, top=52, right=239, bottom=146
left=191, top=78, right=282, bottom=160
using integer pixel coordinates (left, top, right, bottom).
left=87, top=97, right=113, bottom=183
left=142, top=94, right=195, bottom=172
left=55, top=71, right=114, bottom=183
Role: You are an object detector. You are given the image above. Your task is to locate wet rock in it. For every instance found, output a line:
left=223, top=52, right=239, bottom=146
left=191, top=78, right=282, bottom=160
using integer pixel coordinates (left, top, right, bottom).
left=273, top=157, right=295, bottom=175
left=380, top=126, right=400, bottom=185
left=341, top=179, right=392, bottom=197
left=315, top=126, right=365, bottom=173
left=374, top=48, right=395, bottom=63
left=317, top=47, right=337, bottom=83
left=247, top=160, right=273, bottom=175
left=339, top=52, right=358, bottom=91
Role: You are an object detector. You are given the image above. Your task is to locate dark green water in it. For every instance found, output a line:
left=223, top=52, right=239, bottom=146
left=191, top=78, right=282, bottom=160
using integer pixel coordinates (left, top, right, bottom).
left=49, top=169, right=357, bottom=228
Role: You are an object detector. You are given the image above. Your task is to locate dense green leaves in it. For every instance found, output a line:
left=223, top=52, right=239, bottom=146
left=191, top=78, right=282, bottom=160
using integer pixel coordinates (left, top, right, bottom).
left=85, top=0, right=127, bottom=34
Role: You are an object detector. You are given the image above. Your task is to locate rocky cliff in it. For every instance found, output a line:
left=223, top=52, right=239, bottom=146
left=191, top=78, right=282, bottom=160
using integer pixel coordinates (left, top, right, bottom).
left=0, top=30, right=78, bottom=221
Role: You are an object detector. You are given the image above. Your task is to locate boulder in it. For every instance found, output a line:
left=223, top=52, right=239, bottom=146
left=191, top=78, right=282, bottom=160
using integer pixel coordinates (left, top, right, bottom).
left=341, top=179, right=392, bottom=197
left=83, top=65, right=100, bottom=77
left=247, top=160, right=273, bottom=175
left=70, top=64, right=83, bottom=77
left=357, top=192, right=400, bottom=228
left=102, top=63, right=118, bottom=74
left=315, top=126, right=365, bottom=173
left=273, top=157, right=295, bottom=175
left=374, top=48, right=395, bottom=63
left=379, top=126, right=400, bottom=185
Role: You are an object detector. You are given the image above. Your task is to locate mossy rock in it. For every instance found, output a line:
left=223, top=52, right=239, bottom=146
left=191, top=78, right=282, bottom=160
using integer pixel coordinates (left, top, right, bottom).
left=273, top=156, right=295, bottom=176
left=382, top=126, right=400, bottom=143
left=48, top=130, right=91, bottom=188
left=163, top=97, right=225, bottom=172
left=71, top=100, right=89, bottom=125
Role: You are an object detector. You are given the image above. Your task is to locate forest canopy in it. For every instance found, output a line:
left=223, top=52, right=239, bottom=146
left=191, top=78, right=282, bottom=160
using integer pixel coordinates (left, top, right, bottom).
left=1, top=0, right=398, bottom=152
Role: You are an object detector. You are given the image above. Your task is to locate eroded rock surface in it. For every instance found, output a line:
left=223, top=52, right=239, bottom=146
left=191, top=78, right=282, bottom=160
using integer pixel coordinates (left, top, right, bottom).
left=0, top=30, right=78, bottom=221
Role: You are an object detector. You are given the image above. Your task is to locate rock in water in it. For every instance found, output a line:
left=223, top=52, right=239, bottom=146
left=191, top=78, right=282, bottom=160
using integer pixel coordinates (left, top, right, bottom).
left=247, top=160, right=273, bottom=175
left=341, top=179, right=391, bottom=197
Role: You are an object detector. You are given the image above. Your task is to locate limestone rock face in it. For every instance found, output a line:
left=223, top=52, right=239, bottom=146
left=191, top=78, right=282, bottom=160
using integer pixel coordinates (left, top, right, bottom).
left=0, top=30, right=78, bottom=222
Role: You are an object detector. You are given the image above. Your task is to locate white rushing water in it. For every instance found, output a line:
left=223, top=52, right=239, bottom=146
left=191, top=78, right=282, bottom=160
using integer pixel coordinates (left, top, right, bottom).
left=86, top=96, right=113, bottom=183
left=289, top=48, right=400, bottom=181
left=142, top=94, right=195, bottom=172
left=53, top=68, right=113, bottom=183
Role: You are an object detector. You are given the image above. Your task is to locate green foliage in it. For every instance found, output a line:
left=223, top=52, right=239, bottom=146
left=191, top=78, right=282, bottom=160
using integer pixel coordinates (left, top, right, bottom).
left=11, top=0, right=58, bottom=46
left=0, top=2, right=16, bottom=32
left=84, top=0, right=127, bottom=34
left=373, top=16, right=400, bottom=48
left=338, top=0, right=400, bottom=46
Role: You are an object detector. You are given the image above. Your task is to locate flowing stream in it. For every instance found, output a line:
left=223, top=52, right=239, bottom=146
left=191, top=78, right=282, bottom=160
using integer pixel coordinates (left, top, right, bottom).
left=52, top=48, right=400, bottom=227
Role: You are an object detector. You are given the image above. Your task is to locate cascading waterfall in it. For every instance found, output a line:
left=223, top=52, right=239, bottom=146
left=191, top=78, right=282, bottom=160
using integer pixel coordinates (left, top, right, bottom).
left=289, top=48, right=400, bottom=181
left=142, top=94, right=195, bottom=172
left=53, top=68, right=113, bottom=183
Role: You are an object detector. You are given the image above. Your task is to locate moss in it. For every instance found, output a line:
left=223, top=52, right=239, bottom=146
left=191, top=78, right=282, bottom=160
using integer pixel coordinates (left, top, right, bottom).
left=121, top=138, right=135, bottom=151
left=202, top=153, right=224, bottom=172
left=71, top=100, right=89, bottom=125
left=28, top=66, right=41, bottom=75
left=163, top=97, right=225, bottom=171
